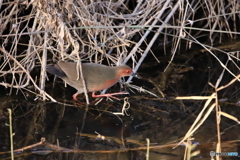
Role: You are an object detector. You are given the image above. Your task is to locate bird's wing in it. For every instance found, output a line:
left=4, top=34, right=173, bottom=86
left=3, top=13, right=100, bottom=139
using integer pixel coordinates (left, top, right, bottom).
left=58, top=61, right=81, bottom=80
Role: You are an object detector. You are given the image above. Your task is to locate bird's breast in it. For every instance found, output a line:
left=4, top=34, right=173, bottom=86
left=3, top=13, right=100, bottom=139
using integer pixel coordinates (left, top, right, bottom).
left=88, top=78, right=119, bottom=92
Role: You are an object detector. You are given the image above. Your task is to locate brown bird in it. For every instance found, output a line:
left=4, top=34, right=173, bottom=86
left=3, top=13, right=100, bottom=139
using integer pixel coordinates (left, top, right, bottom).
left=47, top=61, right=134, bottom=100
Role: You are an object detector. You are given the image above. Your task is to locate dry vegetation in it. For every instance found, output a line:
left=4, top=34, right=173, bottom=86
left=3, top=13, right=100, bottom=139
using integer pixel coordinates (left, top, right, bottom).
left=0, top=0, right=239, bottom=100
left=0, top=0, right=240, bottom=159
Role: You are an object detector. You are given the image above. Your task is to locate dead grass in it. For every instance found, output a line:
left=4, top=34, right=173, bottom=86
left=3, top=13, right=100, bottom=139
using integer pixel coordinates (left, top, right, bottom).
left=0, top=0, right=240, bottom=159
left=0, top=0, right=239, bottom=98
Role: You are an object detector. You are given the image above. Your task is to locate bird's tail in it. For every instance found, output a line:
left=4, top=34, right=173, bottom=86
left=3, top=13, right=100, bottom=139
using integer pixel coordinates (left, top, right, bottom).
left=46, top=64, right=66, bottom=77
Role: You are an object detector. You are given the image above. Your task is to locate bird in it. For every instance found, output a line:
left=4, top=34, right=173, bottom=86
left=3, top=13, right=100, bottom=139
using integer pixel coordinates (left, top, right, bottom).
left=47, top=61, right=134, bottom=101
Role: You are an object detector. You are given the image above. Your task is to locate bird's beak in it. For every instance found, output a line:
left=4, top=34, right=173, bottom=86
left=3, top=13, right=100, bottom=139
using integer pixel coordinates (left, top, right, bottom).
left=131, top=72, right=140, bottom=79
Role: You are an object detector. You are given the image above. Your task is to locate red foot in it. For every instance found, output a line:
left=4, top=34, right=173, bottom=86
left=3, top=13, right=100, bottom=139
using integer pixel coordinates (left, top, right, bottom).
left=92, top=91, right=128, bottom=100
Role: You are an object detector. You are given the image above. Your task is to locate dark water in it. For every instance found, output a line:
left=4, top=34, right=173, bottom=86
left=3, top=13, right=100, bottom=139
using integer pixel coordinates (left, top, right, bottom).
left=0, top=43, right=240, bottom=160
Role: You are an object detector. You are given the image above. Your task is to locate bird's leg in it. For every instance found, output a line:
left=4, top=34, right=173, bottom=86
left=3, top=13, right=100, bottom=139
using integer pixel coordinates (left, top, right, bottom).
left=72, top=92, right=79, bottom=101
left=92, top=92, right=129, bottom=100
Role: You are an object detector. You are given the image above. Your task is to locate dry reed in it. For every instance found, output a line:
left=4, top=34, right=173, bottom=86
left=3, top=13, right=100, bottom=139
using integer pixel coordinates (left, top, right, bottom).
left=0, top=0, right=240, bottom=159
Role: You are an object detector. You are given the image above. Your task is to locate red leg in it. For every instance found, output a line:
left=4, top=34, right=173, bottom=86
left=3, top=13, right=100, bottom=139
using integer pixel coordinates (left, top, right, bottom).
left=92, top=91, right=129, bottom=100
left=72, top=92, right=79, bottom=101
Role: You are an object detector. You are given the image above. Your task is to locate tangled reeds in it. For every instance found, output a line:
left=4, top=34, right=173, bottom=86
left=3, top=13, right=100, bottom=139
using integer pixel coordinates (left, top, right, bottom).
left=0, top=0, right=239, bottom=100
left=1, top=1, right=240, bottom=159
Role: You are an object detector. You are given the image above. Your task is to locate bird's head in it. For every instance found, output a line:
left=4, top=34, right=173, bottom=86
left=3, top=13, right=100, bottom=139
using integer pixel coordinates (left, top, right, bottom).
left=117, top=65, right=134, bottom=78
